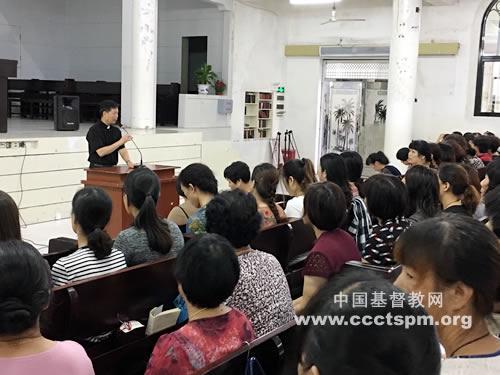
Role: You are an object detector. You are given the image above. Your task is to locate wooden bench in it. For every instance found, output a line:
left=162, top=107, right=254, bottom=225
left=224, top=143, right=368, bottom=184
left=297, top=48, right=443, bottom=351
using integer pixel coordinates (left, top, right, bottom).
left=41, top=255, right=179, bottom=375
left=199, top=320, right=299, bottom=375
left=250, top=219, right=316, bottom=299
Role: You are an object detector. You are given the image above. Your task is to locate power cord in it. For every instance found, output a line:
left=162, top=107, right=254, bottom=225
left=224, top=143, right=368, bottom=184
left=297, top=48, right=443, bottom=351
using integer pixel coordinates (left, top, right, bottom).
left=17, top=142, right=28, bottom=229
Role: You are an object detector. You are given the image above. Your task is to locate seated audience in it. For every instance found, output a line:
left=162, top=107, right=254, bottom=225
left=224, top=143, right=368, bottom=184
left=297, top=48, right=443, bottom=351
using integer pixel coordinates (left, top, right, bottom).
left=365, top=151, right=401, bottom=176
left=282, top=158, right=316, bottom=218
left=251, top=163, right=286, bottom=228
left=0, top=191, right=21, bottom=241
left=113, top=168, right=184, bottom=266
left=166, top=179, right=197, bottom=233
left=485, top=186, right=500, bottom=237
left=438, top=142, right=457, bottom=163
left=145, top=234, right=254, bottom=375
left=224, top=161, right=254, bottom=193
left=429, top=142, right=442, bottom=166
left=396, top=147, right=411, bottom=166
left=395, top=216, right=500, bottom=373
left=407, top=140, right=433, bottom=167
left=319, top=153, right=372, bottom=252
left=293, top=182, right=360, bottom=314
left=471, top=136, right=494, bottom=163
left=51, top=188, right=126, bottom=286
left=299, top=269, right=441, bottom=375
left=438, top=163, right=480, bottom=216
left=404, top=165, right=441, bottom=224
left=341, top=151, right=364, bottom=196
left=177, top=163, right=218, bottom=234
left=481, top=158, right=500, bottom=197
left=0, top=240, right=94, bottom=375
left=206, top=190, right=294, bottom=337
left=363, top=174, right=410, bottom=266
left=445, top=134, right=485, bottom=169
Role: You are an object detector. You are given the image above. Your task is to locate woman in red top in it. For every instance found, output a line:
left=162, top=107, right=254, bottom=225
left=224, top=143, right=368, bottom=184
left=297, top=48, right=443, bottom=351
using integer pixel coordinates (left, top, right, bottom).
left=145, top=234, right=255, bottom=375
left=293, top=182, right=360, bottom=314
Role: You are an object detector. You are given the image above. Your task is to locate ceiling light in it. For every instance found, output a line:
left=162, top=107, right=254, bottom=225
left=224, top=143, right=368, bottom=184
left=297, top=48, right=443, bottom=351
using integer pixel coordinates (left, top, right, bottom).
left=290, top=0, right=341, bottom=5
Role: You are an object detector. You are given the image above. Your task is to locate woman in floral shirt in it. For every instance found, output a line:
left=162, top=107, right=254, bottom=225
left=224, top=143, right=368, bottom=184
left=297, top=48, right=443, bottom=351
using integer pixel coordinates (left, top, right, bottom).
left=145, top=234, right=254, bottom=374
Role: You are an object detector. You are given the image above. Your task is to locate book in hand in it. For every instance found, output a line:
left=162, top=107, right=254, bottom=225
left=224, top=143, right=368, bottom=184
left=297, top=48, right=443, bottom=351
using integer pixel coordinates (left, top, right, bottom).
left=145, top=305, right=181, bottom=336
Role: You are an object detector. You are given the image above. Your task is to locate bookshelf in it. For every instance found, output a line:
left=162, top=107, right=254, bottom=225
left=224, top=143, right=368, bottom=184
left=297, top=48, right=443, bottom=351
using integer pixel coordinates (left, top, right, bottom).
left=244, top=91, right=273, bottom=140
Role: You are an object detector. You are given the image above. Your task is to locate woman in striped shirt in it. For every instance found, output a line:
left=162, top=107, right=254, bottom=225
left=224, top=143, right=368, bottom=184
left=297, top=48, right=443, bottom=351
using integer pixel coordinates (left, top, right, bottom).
left=51, top=187, right=126, bottom=286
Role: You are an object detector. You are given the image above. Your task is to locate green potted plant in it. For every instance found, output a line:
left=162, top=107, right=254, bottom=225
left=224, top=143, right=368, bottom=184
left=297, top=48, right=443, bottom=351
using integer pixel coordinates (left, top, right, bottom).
left=214, top=80, right=226, bottom=95
left=195, top=64, right=217, bottom=95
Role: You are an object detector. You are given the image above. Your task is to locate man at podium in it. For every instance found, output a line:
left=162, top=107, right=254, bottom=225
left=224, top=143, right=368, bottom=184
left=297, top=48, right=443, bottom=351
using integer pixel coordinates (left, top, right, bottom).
left=86, top=100, right=135, bottom=168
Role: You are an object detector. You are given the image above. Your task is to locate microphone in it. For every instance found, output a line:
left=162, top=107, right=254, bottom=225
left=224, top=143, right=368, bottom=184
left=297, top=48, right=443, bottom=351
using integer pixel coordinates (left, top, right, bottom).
left=116, top=123, right=143, bottom=167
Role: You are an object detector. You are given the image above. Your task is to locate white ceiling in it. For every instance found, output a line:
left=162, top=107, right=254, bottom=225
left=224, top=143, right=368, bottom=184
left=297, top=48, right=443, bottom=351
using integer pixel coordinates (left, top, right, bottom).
left=239, top=0, right=460, bottom=14
left=159, top=0, right=460, bottom=12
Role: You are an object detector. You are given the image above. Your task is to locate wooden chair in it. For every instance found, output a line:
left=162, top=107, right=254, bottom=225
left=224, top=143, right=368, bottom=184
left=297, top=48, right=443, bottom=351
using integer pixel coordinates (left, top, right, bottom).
left=285, top=219, right=316, bottom=299
left=250, top=220, right=293, bottom=267
left=48, top=237, right=78, bottom=253
left=199, top=320, right=299, bottom=375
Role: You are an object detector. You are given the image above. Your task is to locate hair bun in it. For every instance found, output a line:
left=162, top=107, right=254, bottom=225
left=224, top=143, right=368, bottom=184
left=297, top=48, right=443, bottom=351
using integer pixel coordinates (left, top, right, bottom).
left=0, top=298, right=33, bottom=323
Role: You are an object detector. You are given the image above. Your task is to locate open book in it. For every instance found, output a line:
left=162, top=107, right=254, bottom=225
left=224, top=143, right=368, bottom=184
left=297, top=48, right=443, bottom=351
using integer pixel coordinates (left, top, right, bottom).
left=145, top=305, right=181, bottom=336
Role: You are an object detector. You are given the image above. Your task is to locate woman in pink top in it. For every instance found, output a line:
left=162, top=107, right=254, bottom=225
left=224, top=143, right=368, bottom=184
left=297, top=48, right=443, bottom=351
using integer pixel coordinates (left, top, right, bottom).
left=0, top=240, right=94, bottom=375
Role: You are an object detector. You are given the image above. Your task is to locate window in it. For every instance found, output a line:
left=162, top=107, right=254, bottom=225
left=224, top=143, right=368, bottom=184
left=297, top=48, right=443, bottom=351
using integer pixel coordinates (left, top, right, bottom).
left=475, top=1, right=500, bottom=116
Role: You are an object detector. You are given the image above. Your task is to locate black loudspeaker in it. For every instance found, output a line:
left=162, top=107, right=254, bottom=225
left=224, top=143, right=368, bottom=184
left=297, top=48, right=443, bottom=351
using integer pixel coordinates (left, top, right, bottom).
left=54, top=95, right=80, bottom=131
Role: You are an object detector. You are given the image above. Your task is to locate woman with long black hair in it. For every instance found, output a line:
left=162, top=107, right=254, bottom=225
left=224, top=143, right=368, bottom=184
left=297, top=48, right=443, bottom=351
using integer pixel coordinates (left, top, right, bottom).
left=114, top=167, right=184, bottom=266
left=51, top=187, right=126, bottom=286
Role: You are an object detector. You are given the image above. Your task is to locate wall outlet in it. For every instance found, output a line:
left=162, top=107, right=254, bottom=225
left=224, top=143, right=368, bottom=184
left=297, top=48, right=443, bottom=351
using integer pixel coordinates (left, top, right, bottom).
left=0, top=141, right=29, bottom=149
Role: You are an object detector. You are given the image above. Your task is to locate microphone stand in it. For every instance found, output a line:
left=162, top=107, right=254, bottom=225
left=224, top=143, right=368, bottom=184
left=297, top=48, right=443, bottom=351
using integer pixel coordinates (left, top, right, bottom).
left=118, top=124, right=143, bottom=167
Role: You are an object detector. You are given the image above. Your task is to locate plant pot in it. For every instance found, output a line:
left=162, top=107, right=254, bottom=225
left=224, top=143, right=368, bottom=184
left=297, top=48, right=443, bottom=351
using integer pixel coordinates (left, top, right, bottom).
left=215, top=91, right=224, bottom=96
left=198, top=84, right=210, bottom=95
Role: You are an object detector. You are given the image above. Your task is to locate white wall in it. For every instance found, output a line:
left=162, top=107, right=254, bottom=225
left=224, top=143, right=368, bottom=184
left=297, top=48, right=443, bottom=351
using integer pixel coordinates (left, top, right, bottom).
left=228, top=1, right=287, bottom=168
left=0, top=0, right=68, bottom=79
left=0, top=131, right=203, bottom=225
left=0, top=0, right=225, bottom=83
left=158, top=7, right=224, bottom=84
left=413, top=0, right=497, bottom=141
left=64, top=0, right=123, bottom=81
left=279, top=0, right=500, bottom=162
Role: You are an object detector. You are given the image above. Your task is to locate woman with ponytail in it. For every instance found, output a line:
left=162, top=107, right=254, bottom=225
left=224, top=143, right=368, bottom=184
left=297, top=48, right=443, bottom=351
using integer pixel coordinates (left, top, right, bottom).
left=114, top=168, right=184, bottom=266
left=252, top=163, right=286, bottom=229
left=438, top=163, right=481, bottom=217
left=51, top=187, right=126, bottom=286
left=319, top=153, right=372, bottom=252
left=282, top=158, right=317, bottom=218
left=0, top=240, right=94, bottom=374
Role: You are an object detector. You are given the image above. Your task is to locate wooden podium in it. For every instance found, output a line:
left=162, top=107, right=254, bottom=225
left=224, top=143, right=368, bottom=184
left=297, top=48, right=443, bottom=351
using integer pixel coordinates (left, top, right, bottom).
left=82, top=165, right=179, bottom=238
left=0, top=59, right=17, bottom=133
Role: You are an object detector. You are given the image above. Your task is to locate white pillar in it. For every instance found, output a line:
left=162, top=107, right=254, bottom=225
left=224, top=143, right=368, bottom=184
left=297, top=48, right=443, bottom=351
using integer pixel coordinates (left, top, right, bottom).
left=121, top=0, right=158, bottom=129
left=384, top=0, right=422, bottom=166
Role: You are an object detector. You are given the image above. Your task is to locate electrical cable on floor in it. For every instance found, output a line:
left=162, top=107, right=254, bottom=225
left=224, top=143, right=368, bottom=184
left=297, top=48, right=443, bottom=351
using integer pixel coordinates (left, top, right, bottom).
left=17, top=142, right=29, bottom=229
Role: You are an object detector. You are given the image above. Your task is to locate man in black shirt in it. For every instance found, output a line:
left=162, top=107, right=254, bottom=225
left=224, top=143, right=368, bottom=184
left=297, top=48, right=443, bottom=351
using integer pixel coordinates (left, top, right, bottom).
left=86, top=100, right=135, bottom=168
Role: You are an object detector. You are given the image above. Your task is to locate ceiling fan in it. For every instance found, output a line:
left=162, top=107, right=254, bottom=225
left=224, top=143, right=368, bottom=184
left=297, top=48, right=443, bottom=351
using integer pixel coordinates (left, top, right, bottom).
left=321, top=0, right=366, bottom=25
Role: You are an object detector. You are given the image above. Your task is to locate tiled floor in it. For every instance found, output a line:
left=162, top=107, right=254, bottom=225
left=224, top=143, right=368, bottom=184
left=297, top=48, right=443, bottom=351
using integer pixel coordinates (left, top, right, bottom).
left=21, top=219, right=75, bottom=255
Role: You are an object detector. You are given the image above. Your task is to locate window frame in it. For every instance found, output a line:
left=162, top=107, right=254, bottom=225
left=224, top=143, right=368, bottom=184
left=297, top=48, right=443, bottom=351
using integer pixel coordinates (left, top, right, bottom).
left=475, top=0, right=500, bottom=117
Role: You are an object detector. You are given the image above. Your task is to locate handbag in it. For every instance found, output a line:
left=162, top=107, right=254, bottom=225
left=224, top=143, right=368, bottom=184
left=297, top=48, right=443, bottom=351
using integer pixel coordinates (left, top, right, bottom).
left=244, top=356, right=266, bottom=375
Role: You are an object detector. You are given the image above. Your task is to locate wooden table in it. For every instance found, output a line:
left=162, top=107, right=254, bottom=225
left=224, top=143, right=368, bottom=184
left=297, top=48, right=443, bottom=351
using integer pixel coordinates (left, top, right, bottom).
left=82, top=165, right=178, bottom=238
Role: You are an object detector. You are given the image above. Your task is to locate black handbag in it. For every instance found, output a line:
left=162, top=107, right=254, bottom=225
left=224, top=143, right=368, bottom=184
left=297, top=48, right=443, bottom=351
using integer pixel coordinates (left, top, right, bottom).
left=244, top=356, right=266, bottom=375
